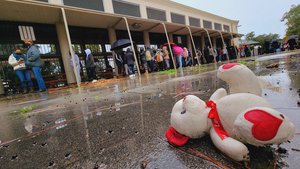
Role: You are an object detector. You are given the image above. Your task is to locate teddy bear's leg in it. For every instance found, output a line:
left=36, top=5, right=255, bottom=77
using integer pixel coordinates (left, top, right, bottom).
left=209, top=88, right=227, bottom=101
left=210, top=127, right=249, bottom=161
left=234, top=107, right=295, bottom=146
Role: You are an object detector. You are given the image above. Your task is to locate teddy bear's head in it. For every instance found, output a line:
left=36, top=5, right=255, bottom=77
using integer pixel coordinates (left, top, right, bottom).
left=166, top=95, right=211, bottom=146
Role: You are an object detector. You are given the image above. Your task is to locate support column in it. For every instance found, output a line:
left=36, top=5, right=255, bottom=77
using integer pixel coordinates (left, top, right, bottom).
left=60, top=8, right=80, bottom=86
left=143, top=31, right=150, bottom=47
left=218, top=31, right=226, bottom=48
left=56, top=22, right=76, bottom=84
left=168, top=33, right=174, bottom=43
left=108, top=27, right=118, bottom=76
left=212, top=37, right=217, bottom=49
left=230, top=33, right=238, bottom=58
left=187, top=26, right=200, bottom=65
left=162, top=23, right=176, bottom=71
left=122, top=17, right=141, bottom=76
left=186, top=34, right=193, bottom=65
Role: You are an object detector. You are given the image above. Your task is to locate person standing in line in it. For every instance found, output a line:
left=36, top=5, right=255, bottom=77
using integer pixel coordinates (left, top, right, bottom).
left=84, top=48, right=97, bottom=83
left=145, top=47, right=153, bottom=72
left=203, top=46, right=210, bottom=64
left=8, top=45, right=34, bottom=94
left=24, top=38, right=46, bottom=92
left=213, top=48, right=218, bottom=62
left=218, top=47, right=223, bottom=62
left=182, top=47, right=189, bottom=67
left=124, top=48, right=135, bottom=76
left=196, top=48, right=202, bottom=65
left=162, top=46, right=170, bottom=69
left=208, top=46, right=214, bottom=63
left=155, top=49, right=164, bottom=71
left=115, top=50, right=124, bottom=77
left=222, top=46, right=228, bottom=60
left=139, top=48, right=148, bottom=73
left=69, top=52, right=81, bottom=83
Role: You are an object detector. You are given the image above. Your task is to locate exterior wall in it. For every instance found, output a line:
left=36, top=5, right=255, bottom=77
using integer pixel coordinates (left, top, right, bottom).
left=41, top=0, right=239, bottom=33
left=120, top=0, right=238, bottom=32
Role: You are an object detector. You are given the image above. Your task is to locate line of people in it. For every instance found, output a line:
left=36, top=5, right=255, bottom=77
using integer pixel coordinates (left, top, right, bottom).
left=114, top=46, right=195, bottom=76
left=197, top=46, right=229, bottom=63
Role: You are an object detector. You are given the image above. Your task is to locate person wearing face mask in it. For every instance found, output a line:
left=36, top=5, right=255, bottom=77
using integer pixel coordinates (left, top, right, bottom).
left=8, top=45, right=33, bottom=94
left=24, top=38, right=46, bottom=92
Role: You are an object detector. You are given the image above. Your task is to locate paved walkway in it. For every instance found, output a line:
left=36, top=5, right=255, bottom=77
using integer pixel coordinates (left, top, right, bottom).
left=0, top=51, right=300, bottom=168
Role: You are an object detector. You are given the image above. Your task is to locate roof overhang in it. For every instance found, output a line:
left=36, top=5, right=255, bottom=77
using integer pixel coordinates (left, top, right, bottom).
left=1, top=0, right=239, bottom=38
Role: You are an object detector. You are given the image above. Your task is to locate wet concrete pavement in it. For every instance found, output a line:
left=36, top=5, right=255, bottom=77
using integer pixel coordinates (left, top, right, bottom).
left=0, top=51, right=300, bottom=169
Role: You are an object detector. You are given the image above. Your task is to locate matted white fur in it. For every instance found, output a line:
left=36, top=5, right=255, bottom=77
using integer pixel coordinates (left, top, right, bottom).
left=169, top=90, right=295, bottom=161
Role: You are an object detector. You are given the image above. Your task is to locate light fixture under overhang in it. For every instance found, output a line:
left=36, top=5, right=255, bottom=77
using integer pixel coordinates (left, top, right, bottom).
left=131, top=23, right=142, bottom=29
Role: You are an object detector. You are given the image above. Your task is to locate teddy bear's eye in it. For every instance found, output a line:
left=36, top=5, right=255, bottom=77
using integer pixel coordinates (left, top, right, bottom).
left=181, top=110, right=186, bottom=114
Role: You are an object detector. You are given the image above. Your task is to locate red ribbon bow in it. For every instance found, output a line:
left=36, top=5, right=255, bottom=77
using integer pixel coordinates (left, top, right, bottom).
left=206, top=100, right=229, bottom=140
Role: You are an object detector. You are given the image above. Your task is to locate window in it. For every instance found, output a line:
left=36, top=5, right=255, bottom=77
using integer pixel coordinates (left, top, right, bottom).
left=189, top=17, right=201, bottom=27
left=214, top=23, right=222, bottom=31
left=150, top=44, right=158, bottom=50
left=105, top=44, right=111, bottom=52
left=223, top=25, right=230, bottom=32
left=137, top=45, right=145, bottom=51
left=112, top=0, right=141, bottom=17
left=146, top=7, right=166, bottom=21
left=72, top=44, right=82, bottom=54
left=35, top=0, right=48, bottom=2
left=36, top=44, right=57, bottom=55
left=85, top=44, right=102, bottom=53
left=0, top=44, right=21, bottom=58
left=171, top=13, right=185, bottom=24
left=63, top=0, right=104, bottom=11
left=203, top=20, right=212, bottom=29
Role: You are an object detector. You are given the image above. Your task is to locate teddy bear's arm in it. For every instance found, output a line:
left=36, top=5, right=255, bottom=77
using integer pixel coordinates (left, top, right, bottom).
left=210, top=127, right=249, bottom=161
left=209, top=88, right=227, bottom=101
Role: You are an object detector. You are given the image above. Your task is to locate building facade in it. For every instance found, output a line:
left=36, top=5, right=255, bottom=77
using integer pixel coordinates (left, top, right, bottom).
left=0, top=0, right=240, bottom=94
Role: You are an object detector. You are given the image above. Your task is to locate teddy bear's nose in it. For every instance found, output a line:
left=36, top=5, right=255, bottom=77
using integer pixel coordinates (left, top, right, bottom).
left=181, top=110, right=186, bottom=114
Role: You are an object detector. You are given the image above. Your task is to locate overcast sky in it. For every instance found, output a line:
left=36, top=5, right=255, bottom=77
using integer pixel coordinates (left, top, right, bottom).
left=171, top=0, right=300, bottom=38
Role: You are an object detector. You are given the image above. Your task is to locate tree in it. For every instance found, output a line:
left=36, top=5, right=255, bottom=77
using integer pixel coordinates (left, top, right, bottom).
left=253, top=33, right=280, bottom=45
left=282, top=4, right=300, bottom=36
left=245, top=31, right=255, bottom=40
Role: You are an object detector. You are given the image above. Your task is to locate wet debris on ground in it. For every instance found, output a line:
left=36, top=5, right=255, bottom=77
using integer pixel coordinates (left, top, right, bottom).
left=291, top=148, right=300, bottom=152
left=277, top=147, right=288, bottom=154
left=64, top=152, right=72, bottom=159
left=266, top=63, right=279, bottom=68
left=48, top=161, right=55, bottom=168
left=15, top=104, right=37, bottom=114
left=11, top=154, right=18, bottom=161
left=140, top=160, right=148, bottom=169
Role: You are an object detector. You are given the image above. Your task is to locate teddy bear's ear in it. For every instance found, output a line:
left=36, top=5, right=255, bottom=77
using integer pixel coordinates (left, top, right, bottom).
left=182, top=95, right=206, bottom=114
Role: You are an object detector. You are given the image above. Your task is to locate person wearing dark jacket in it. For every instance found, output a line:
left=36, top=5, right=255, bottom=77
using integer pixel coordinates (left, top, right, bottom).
left=24, top=38, right=46, bottom=92
left=124, top=48, right=135, bottom=75
left=139, top=48, right=148, bottom=73
left=115, top=50, right=124, bottom=76
left=84, top=48, right=97, bottom=82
